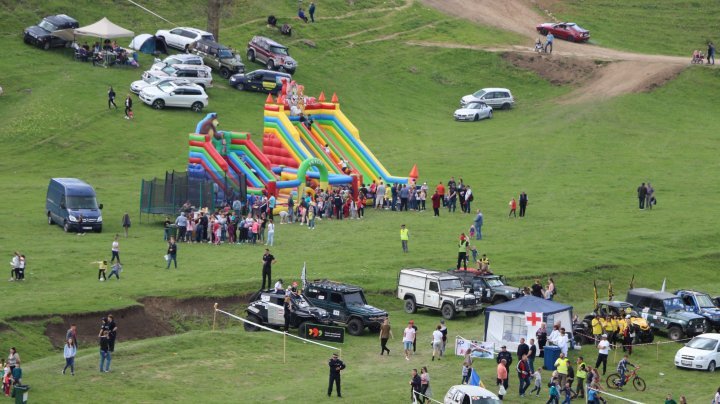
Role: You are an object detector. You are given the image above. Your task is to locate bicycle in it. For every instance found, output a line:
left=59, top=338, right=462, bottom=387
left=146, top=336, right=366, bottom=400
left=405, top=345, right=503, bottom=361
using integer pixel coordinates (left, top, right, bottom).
left=606, top=366, right=646, bottom=391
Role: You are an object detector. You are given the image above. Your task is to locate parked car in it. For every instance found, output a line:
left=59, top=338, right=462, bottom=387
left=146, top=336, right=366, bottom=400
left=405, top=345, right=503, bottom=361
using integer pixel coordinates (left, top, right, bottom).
left=536, top=22, right=590, bottom=42
left=139, top=81, right=208, bottom=112
left=444, top=385, right=501, bottom=404
left=674, top=333, right=720, bottom=372
left=448, top=270, right=521, bottom=304
left=453, top=102, right=493, bottom=121
left=303, top=279, right=388, bottom=336
left=130, top=74, right=190, bottom=94
left=398, top=268, right=483, bottom=320
left=460, top=88, right=514, bottom=110
left=149, top=64, right=213, bottom=89
left=155, top=27, right=215, bottom=52
left=23, top=14, right=79, bottom=50
left=150, top=54, right=204, bottom=71
left=246, top=36, right=297, bottom=74
left=189, top=39, right=244, bottom=79
left=46, top=178, right=103, bottom=233
left=676, top=290, right=720, bottom=332
left=573, top=301, right=654, bottom=344
left=244, top=291, right=331, bottom=337
left=626, top=288, right=706, bottom=341
left=229, top=69, right=291, bottom=94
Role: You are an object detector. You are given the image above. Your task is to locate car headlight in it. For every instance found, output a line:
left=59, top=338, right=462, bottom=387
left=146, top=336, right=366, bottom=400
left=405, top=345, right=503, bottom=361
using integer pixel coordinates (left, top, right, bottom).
left=696, top=355, right=705, bottom=360
left=68, top=215, right=77, bottom=222
left=97, top=215, right=102, bottom=222
left=456, top=299, right=463, bottom=307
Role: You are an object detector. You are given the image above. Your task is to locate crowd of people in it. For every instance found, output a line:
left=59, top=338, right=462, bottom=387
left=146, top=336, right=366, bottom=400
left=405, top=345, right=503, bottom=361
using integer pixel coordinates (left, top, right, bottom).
left=72, top=39, right=139, bottom=67
left=8, top=252, right=26, bottom=281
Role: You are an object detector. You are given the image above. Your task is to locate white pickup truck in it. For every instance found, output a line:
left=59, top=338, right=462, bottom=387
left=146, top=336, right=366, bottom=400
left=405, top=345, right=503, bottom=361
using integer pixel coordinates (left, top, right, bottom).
left=397, top=268, right=483, bottom=320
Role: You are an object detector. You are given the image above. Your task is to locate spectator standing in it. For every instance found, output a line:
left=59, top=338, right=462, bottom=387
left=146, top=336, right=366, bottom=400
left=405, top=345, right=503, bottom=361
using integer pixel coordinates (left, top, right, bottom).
left=10, top=364, right=21, bottom=386
left=111, top=234, right=121, bottom=264
left=124, top=94, right=133, bottom=119
left=645, top=183, right=655, bottom=210
left=107, top=314, right=118, bottom=352
left=554, top=353, right=569, bottom=391
left=528, top=338, right=537, bottom=372
left=439, top=320, right=448, bottom=356
left=531, top=279, right=544, bottom=298
left=327, top=352, right=345, bottom=398
left=637, top=182, right=647, bottom=209
left=7, top=348, right=19, bottom=372
left=420, top=366, right=432, bottom=402
left=410, top=368, right=422, bottom=402
left=464, top=186, right=473, bottom=213
left=99, top=330, right=111, bottom=372
left=508, top=197, right=517, bottom=217
left=108, top=86, right=117, bottom=109
left=379, top=318, right=393, bottom=355
left=557, top=328, right=569, bottom=356
left=519, top=192, right=528, bottom=217
left=166, top=237, right=178, bottom=269
left=432, top=325, right=443, bottom=361
left=536, top=323, right=548, bottom=358
left=282, top=295, right=293, bottom=331
left=545, top=33, right=554, bottom=53
left=9, top=252, right=20, bottom=281
left=261, top=249, right=276, bottom=290
left=66, top=324, right=78, bottom=348
left=400, top=224, right=409, bottom=253
left=399, top=185, right=409, bottom=211
left=17, top=255, right=26, bottom=281
left=497, top=345, right=512, bottom=368
left=309, top=2, right=316, bottom=23
left=456, top=234, right=469, bottom=270
left=517, top=354, right=531, bottom=397
left=403, top=321, right=416, bottom=360
left=265, top=219, right=275, bottom=246
left=517, top=337, right=529, bottom=362
left=62, top=338, right=76, bottom=375
left=431, top=190, right=441, bottom=217
left=473, top=210, right=483, bottom=240
left=708, top=41, right=716, bottom=65
left=436, top=182, right=445, bottom=206
left=122, top=212, right=131, bottom=237
left=496, top=359, right=508, bottom=399
left=375, top=182, right=385, bottom=209
left=595, top=334, right=610, bottom=375
left=546, top=278, right=556, bottom=300
left=575, top=357, right=587, bottom=398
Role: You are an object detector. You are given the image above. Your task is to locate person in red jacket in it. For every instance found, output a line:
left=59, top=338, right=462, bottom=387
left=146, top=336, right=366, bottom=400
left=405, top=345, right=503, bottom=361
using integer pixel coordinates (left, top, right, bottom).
left=431, top=190, right=441, bottom=217
left=517, top=354, right=531, bottom=397
left=508, top=197, right=517, bottom=218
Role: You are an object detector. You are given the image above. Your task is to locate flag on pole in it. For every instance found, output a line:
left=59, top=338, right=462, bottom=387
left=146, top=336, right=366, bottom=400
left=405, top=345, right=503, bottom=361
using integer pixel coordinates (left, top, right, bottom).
left=661, top=278, right=666, bottom=292
left=629, top=274, right=635, bottom=290
left=469, top=368, right=482, bottom=387
left=608, top=279, right=614, bottom=301
left=593, top=280, right=598, bottom=311
left=301, top=262, right=307, bottom=289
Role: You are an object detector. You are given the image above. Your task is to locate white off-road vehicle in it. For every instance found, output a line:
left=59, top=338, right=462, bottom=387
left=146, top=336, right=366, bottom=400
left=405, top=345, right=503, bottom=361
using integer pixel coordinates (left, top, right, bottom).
left=397, top=268, right=483, bottom=320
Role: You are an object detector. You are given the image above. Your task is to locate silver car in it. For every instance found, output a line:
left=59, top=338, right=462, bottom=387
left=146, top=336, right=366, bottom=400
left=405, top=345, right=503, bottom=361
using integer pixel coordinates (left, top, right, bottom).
left=460, top=87, right=514, bottom=110
left=454, top=102, right=493, bottom=121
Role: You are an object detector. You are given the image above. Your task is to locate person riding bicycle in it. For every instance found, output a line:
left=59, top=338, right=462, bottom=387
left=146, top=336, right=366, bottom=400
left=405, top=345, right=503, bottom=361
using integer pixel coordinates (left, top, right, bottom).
left=615, top=354, right=635, bottom=391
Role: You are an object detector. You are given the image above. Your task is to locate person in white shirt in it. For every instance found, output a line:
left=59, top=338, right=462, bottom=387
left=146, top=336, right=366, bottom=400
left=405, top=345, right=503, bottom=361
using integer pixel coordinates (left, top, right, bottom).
left=556, top=328, right=569, bottom=356
left=432, top=325, right=443, bottom=361
left=265, top=219, right=275, bottom=246
left=403, top=321, right=416, bottom=361
left=274, top=279, right=284, bottom=294
left=595, top=334, right=610, bottom=375
left=548, top=324, right=561, bottom=346
left=111, top=235, right=121, bottom=264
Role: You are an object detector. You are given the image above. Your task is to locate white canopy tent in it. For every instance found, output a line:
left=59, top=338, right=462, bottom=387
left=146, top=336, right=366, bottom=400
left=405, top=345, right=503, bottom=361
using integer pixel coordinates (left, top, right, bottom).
left=74, top=17, right=134, bottom=39
left=483, top=296, right=573, bottom=352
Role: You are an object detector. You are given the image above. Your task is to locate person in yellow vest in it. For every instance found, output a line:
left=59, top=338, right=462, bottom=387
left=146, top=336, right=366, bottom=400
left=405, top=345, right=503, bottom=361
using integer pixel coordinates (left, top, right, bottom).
left=610, top=315, right=620, bottom=345
left=400, top=224, right=409, bottom=253
left=591, top=316, right=603, bottom=343
left=603, top=316, right=614, bottom=345
left=554, top=352, right=570, bottom=389
left=575, top=356, right=587, bottom=398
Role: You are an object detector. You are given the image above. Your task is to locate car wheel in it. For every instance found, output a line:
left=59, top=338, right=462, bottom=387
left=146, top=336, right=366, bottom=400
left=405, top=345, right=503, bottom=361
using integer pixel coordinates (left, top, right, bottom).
left=244, top=315, right=261, bottom=332
left=487, top=111, right=493, bottom=119
left=501, top=103, right=511, bottom=110
left=267, top=59, right=275, bottom=71
left=473, top=114, right=479, bottom=121
left=236, top=83, right=245, bottom=91
left=63, top=221, right=69, bottom=232
left=152, top=99, right=165, bottom=110
left=220, top=67, right=231, bottom=79
left=191, top=102, right=204, bottom=112
left=567, top=35, right=575, bottom=42
left=368, top=323, right=381, bottom=333
left=247, top=49, right=255, bottom=62
left=404, top=298, right=417, bottom=314
left=668, top=326, right=683, bottom=341
left=709, top=361, right=717, bottom=372
left=297, top=321, right=309, bottom=337
left=491, top=296, right=508, bottom=305
left=347, top=318, right=364, bottom=336
left=42, top=41, right=50, bottom=51
left=47, top=214, right=53, bottom=225
left=441, top=304, right=456, bottom=320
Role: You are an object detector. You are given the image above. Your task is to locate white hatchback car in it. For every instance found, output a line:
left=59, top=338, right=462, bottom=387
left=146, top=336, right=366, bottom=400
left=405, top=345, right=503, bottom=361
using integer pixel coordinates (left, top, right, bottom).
left=454, top=102, right=493, bottom=121
left=150, top=64, right=213, bottom=89
left=155, top=27, right=215, bottom=52
left=150, top=54, right=204, bottom=72
left=461, top=88, right=514, bottom=110
left=674, top=333, right=720, bottom=371
left=139, top=82, right=208, bottom=112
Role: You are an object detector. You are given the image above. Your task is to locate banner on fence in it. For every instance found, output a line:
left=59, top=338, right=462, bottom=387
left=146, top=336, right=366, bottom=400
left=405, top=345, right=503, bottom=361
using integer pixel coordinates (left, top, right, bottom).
left=302, top=323, right=345, bottom=344
left=455, top=337, right=494, bottom=359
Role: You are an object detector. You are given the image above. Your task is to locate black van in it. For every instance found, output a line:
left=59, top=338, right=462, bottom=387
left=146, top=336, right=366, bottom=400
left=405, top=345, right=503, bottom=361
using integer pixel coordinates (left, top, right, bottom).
left=228, top=69, right=291, bottom=95
left=46, top=178, right=103, bottom=232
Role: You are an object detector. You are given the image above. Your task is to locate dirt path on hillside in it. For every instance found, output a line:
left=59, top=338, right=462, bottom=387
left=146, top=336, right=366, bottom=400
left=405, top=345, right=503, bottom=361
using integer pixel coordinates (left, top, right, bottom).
left=418, top=0, right=690, bottom=102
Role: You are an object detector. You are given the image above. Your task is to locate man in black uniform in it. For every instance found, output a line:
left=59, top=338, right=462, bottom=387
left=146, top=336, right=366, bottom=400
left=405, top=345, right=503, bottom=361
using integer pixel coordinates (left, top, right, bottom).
left=637, top=183, right=647, bottom=209
left=107, top=314, right=118, bottom=352
left=327, top=352, right=345, bottom=397
left=261, top=249, right=276, bottom=290
left=497, top=345, right=513, bottom=369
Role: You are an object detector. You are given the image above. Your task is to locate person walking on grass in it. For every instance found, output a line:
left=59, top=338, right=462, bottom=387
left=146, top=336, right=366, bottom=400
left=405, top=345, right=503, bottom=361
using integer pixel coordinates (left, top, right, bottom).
left=124, top=94, right=133, bottom=120
left=309, top=2, right=316, bottom=23
left=595, top=334, right=610, bottom=375
left=9, top=251, right=20, bottom=282
left=107, top=262, right=121, bottom=280
left=496, top=359, right=508, bottom=400
left=166, top=237, right=178, bottom=269
left=519, top=191, right=528, bottom=217
left=400, top=224, right=409, bottom=253
left=473, top=210, right=483, bottom=240
left=403, top=321, right=416, bottom=360
left=637, top=182, right=647, bottom=209
left=111, top=234, right=121, bottom=264
left=432, top=325, right=443, bottom=361
left=108, top=86, right=117, bottom=109
left=708, top=41, right=716, bottom=65
left=431, top=190, right=441, bottom=217
left=99, top=329, right=111, bottom=373
left=122, top=212, right=131, bottom=237
left=379, top=317, right=393, bottom=355
left=410, top=368, right=422, bottom=403
left=261, top=249, right=276, bottom=290
left=508, top=197, right=517, bottom=218
left=62, top=338, right=76, bottom=375
left=545, top=32, right=554, bottom=54
left=265, top=218, right=275, bottom=246
left=645, top=183, right=655, bottom=210
left=66, top=323, right=78, bottom=348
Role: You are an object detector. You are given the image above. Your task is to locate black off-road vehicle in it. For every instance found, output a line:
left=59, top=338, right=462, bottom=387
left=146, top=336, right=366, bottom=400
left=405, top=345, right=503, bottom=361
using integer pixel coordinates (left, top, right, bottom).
left=448, top=270, right=521, bottom=305
left=245, top=291, right=330, bottom=336
left=23, top=14, right=79, bottom=50
left=303, top=280, right=388, bottom=336
left=626, top=288, right=706, bottom=341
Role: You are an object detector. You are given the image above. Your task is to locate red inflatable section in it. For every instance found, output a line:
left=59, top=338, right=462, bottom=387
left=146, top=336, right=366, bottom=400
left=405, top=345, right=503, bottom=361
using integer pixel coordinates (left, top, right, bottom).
left=263, top=133, right=299, bottom=168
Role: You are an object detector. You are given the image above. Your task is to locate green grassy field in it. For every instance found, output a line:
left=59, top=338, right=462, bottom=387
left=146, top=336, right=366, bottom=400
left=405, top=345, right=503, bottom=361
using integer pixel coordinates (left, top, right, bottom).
left=1, top=0, right=720, bottom=402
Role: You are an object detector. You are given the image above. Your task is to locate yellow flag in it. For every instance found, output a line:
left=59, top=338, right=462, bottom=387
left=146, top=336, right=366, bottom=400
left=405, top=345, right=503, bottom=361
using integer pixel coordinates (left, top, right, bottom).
left=608, top=280, right=614, bottom=301
left=593, top=280, right=598, bottom=311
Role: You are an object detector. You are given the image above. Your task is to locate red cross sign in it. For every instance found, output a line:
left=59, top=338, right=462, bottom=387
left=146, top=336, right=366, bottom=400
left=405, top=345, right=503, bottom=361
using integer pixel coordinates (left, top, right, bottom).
left=525, top=311, right=542, bottom=327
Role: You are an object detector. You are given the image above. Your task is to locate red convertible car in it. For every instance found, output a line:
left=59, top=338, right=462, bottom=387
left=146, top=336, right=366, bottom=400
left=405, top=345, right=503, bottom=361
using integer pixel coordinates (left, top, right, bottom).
left=536, top=22, right=590, bottom=42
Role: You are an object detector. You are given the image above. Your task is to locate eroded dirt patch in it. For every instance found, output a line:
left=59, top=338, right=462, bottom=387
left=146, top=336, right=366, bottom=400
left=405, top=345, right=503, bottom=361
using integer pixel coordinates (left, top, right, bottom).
left=501, top=52, right=605, bottom=86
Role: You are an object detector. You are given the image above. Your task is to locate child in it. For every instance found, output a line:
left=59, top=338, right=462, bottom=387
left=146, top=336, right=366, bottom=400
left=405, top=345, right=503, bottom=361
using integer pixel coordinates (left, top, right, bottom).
left=468, top=225, right=476, bottom=239
left=561, top=382, right=576, bottom=404
left=469, top=245, right=478, bottom=263
left=530, top=367, right=542, bottom=397
left=93, top=260, right=108, bottom=281
left=535, top=38, right=544, bottom=52
left=461, top=363, right=471, bottom=384
left=2, top=360, right=9, bottom=396
left=547, top=379, right=560, bottom=404
left=108, top=263, right=121, bottom=280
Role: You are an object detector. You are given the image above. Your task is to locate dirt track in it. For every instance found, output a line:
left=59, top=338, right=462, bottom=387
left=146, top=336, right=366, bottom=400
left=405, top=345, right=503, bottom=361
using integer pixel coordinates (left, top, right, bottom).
left=419, top=0, right=689, bottom=102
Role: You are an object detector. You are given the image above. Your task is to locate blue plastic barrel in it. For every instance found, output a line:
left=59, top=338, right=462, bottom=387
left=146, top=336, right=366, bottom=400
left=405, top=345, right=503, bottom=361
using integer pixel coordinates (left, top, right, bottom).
left=543, top=346, right=561, bottom=371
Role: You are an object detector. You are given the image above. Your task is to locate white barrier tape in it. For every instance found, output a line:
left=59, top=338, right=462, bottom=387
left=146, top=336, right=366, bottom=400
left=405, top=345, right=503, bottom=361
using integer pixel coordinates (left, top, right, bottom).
left=588, top=386, right=644, bottom=403
left=574, top=330, right=692, bottom=347
left=215, top=308, right=339, bottom=352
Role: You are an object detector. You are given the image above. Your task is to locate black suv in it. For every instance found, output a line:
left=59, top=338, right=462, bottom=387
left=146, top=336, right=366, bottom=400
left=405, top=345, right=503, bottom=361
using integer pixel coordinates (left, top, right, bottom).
left=626, top=288, right=706, bottom=341
left=23, top=14, right=79, bottom=50
left=189, top=39, right=244, bottom=79
left=245, top=291, right=330, bottom=336
left=448, top=270, right=521, bottom=305
left=229, top=69, right=291, bottom=95
left=303, top=280, right=388, bottom=336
